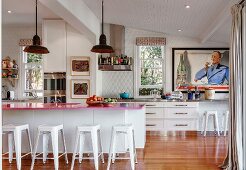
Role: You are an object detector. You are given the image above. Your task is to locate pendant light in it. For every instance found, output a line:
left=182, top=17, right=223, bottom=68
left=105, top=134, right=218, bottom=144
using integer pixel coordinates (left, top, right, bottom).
left=24, top=0, right=49, bottom=54
left=91, top=0, right=114, bottom=53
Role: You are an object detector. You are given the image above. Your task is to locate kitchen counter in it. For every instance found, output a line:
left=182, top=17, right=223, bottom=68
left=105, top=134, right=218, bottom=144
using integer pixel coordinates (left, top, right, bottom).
left=2, top=102, right=144, bottom=111
left=2, top=102, right=146, bottom=153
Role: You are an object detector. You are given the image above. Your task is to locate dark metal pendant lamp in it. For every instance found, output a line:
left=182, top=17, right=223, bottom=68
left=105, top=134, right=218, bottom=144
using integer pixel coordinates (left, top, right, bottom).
left=24, top=0, right=49, bottom=54
left=91, top=0, right=114, bottom=53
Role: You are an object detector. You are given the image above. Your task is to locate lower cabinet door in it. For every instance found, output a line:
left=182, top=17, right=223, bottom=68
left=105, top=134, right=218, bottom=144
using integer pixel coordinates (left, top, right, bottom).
left=146, top=119, right=163, bottom=131
left=163, top=119, right=198, bottom=131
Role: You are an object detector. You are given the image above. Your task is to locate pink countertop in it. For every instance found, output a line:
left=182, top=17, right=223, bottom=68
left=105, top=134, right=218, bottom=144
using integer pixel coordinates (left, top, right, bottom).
left=2, top=103, right=145, bottom=111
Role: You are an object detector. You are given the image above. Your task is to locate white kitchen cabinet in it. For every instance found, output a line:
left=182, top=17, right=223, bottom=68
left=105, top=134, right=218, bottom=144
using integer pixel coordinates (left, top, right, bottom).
left=145, top=102, right=199, bottom=131
left=42, top=20, right=66, bottom=72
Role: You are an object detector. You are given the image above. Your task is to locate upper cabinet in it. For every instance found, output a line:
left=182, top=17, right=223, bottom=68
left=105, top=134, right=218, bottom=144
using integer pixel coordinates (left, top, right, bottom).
left=42, top=20, right=66, bottom=72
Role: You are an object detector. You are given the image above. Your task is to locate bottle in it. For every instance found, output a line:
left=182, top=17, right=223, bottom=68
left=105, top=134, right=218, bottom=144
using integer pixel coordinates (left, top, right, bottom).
left=194, top=86, right=200, bottom=100
left=176, top=54, right=187, bottom=87
left=187, top=88, right=193, bottom=100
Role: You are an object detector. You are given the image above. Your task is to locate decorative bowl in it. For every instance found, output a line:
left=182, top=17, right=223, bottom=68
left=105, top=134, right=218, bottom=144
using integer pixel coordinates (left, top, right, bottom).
left=86, top=101, right=104, bottom=106
left=119, top=92, right=129, bottom=99
left=102, top=102, right=115, bottom=107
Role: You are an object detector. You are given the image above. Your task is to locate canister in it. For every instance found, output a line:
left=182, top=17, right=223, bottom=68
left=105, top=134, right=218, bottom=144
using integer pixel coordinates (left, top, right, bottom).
left=205, top=88, right=215, bottom=100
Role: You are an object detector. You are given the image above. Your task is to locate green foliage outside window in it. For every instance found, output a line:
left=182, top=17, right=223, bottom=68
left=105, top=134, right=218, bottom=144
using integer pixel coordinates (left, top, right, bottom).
left=27, top=53, right=42, bottom=63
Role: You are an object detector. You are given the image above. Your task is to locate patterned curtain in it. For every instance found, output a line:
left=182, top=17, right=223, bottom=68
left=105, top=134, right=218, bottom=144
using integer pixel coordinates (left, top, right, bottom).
left=136, top=37, right=166, bottom=46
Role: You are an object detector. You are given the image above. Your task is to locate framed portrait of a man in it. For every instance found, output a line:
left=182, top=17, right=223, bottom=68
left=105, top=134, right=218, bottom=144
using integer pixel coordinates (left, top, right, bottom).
left=172, top=48, right=230, bottom=92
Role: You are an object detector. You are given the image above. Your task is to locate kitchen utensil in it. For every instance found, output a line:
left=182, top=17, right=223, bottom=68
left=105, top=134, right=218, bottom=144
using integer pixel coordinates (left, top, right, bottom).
left=120, top=92, right=129, bottom=99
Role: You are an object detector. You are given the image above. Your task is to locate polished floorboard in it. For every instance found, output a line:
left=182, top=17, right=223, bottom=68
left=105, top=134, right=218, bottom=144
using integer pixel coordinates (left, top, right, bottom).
left=2, top=132, right=227, bottom=170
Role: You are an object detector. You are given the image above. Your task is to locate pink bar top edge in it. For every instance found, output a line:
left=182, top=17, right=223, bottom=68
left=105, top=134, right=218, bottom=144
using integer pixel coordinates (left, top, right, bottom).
left=2, top=103, right=145, bottom=111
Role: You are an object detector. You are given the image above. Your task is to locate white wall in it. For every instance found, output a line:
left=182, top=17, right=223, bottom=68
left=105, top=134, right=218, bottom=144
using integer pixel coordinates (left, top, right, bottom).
left=102, top=27, right=229, bottom=99
left=2, top=25, right=42, bottom=99
left=66, top=24, right=98, bottom=103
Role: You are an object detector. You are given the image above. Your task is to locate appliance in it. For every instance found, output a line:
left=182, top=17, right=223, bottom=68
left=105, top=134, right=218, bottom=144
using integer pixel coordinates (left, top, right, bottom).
left=7, top=91, right=15, bottom=100
left=91, top=0, right=114, bottom=53
left=23, top=0, right=49, bottom=54
left=44, top=72, right=66, bottom=103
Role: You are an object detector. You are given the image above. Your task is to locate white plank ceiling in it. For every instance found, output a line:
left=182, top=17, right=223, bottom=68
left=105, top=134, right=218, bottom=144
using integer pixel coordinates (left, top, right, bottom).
left=2, top=0, right=240, bottom=44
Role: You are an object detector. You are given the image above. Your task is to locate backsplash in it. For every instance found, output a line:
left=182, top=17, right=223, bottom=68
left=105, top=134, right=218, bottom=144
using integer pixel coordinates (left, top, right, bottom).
left=102, top=71, right=133, bottom=98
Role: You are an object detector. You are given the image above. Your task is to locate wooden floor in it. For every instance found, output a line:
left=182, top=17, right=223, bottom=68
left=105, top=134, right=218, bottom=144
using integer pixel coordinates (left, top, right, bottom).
left=2, top=132, right=227, bottom=170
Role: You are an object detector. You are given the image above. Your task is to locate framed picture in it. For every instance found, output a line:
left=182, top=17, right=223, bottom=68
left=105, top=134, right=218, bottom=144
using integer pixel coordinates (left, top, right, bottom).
left=71, top=79, right=90, bottom=98
left=71, top=56, right=90, bottom=76
left=172, top=48, right=230, bottom=93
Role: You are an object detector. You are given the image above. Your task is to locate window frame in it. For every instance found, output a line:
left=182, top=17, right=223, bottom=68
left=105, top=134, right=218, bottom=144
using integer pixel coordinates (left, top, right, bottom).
left=19, top=47, right=44, bottom=99
left=134, top=45, right=166, bottom=98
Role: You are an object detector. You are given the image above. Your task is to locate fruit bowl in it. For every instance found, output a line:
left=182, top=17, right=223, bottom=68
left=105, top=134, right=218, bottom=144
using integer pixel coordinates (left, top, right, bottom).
left=86, top=101, right=104, bottom=106
left=102, top=102, right=116, bottom=107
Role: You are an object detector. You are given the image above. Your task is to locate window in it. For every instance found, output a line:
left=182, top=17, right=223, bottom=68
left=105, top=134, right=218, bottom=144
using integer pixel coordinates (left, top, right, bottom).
left=20, top=47, right=44, bottom=98
left=136, top=45, right=165, bottom=97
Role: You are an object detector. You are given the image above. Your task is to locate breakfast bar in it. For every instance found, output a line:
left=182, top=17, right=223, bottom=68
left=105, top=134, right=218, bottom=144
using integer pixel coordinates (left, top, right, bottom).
left=2, top=103, right=146, bottom=153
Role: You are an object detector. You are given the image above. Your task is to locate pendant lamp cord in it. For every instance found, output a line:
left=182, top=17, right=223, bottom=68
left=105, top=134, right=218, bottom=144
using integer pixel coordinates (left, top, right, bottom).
left=36, top=0, right=38, bottom=35
left=102, top=0, right=104, bottom=34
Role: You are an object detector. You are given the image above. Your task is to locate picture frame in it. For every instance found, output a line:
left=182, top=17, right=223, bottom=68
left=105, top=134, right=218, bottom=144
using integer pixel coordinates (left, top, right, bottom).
left=71, top=79, right=90, bottom=98
left=172, top=48, right=230, bottom=93
left=71, top=56, right=90, bottom=76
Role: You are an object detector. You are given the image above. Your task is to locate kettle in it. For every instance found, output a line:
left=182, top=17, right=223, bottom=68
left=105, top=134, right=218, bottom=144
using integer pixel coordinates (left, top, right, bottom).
left=7, top=91, right=14, bottom=100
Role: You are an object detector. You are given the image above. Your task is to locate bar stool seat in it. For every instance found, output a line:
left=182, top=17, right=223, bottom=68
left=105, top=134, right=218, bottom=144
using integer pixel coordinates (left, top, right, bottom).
left=2, top=124, right=32, bottom=170
left=107, top=124, right=137, bottom=170
left=71, top=124, right=104, bottom=170
left=202, top=111, right=220, bottom=136
left=31, top=124, right=68, bottom=170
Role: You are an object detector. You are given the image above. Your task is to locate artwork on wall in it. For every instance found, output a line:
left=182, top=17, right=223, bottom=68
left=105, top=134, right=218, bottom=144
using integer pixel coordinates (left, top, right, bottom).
left=71, top=79, right=90, bottom=98
left=71, top=56, right=90, bottom=76
left=172, top=48, right=230, bottom=92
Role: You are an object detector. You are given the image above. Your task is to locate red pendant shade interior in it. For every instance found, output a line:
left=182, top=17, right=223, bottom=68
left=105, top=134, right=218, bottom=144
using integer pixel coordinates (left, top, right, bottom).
left=91, top=0, right=114, bottom=53
left=24, top=0, right=49, bottom=54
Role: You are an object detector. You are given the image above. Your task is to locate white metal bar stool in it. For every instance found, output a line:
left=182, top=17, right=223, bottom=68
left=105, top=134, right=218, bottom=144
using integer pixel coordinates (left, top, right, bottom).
left=222, top=111, right=229, bottom=136
left=2, top=124, right=32, bottom=170
left=107, top=124, right=137, bottom=170
left=31, top=124, right=68, bottom=170
left=71, top=124, right=104, bottom=170
left=202, top=111, right=220, bottom=136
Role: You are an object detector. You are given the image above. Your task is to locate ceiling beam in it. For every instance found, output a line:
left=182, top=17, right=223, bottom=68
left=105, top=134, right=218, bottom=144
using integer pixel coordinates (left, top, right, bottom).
left=39, top=0, right=100, bottom=44
left=199, top=0, right=240, bottom=43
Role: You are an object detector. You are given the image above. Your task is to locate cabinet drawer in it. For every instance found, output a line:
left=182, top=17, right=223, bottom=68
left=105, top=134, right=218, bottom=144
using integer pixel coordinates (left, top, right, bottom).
left=163, top=119, right=197, bottom=131
left=146, top=108, right=163, bottom=118
left=145, top=102, right=164, bottom=107
left=164, top=102, right=198, bottom=108
left=164, top=108, right=198, bottom=119
left=146, top=119, right=163, bottom=131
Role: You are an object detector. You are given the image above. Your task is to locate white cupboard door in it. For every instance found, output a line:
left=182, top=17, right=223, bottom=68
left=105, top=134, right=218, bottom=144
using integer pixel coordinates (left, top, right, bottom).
left=43, top=20, right=66, bottom=72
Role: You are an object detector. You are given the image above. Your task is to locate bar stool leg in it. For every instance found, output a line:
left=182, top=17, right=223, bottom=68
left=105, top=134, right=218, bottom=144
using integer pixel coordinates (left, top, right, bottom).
left=214, top=114, right=220, bottom=136
left=31, top=130, right=40, bottom=170
left=61, top=129, right=68, bottom=164
left=71, top=130, right=80, bottom=170
left=98, top=130, right=105, bottom=163
left=204, top=113, right=209, bottom=136
left=14, top=129, right=22, bottom=170
left=224, top=112, right=229, bottom=136
left=132, top=130, right=138, bottom=164
left=43, top=133, right=49, bottom=164
left=8, top=133, right=14, bottom=163
left=91, top=130, right=99, bottom=170
left=26, top=127, right=33, bottom=158
left=112, top=131, right=119, bottom=164
left=107, top=128, right=115, bottom=170
left=127, top=129, right=135, bottom=170
left=201, top=113, right=205, bottom=135
left=78, top=133, right=85, bottom=163
left=51, top=130, right=59, bottom=170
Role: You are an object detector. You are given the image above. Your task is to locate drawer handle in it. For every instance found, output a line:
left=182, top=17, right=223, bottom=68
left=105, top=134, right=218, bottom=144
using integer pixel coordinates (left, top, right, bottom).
left=146, top=112, right=156, bottom=114
left=175, top=124, right=188, bottom=127
left=146, top=104, right=156, bottom=106
left=146, top=124, right=156, bottom=127
left=175, top=112, right=188, bottom=115
left=175, top=105, right=188, bottom=106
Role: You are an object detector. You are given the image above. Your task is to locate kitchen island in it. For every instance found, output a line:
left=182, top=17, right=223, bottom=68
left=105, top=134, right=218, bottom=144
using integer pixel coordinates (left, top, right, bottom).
left=2, top=103, right=146, bottom=153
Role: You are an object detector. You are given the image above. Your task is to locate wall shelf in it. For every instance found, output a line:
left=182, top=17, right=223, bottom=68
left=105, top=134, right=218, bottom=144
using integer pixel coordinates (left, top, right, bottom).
left=98, top=65, right=132, bottom=71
